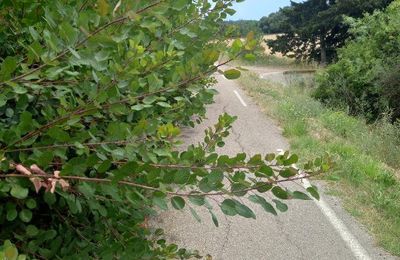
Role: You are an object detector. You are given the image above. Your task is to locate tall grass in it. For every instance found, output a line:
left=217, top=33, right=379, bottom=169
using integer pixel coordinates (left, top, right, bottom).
left=237, top=72, right=400, bottom=256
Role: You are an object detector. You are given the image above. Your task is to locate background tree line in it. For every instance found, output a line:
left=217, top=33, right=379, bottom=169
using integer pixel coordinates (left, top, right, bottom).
left=223, top=20, right=262, bottom=38
left=228, top=0, right=399, bottom=122
left=260, top=0, right=393, bottom=64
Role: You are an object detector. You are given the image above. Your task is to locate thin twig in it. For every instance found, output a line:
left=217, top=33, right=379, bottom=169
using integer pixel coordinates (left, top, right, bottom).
left=3, top=56, right=236, bottom=150
left=0, top=172, right=318, bottom=197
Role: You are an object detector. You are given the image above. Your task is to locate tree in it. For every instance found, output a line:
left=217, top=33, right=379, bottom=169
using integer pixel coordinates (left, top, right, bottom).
left=259, top=7, right=291, bottom=34
left=266, top=0, right=393, bottom=64
left=314, top=0, right=400, bottom=121
left=0, top=0, right=329, bottom=258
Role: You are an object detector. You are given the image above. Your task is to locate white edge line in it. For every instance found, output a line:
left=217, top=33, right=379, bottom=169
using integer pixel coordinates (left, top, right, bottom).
left=301, top=178, right=372, bottom=260
left=233, top=90, right=247, bottom=107
left=279, top=149, right=371, bottom=260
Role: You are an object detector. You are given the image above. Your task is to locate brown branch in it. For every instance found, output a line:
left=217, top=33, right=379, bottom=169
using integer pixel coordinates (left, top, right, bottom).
left=4, top=140, right=134, bottom=153
left=78, top=0, right=90, bottom=12
left=0, top=172, right=318, bottom=197
left=3, top=57, right=235, bottom=150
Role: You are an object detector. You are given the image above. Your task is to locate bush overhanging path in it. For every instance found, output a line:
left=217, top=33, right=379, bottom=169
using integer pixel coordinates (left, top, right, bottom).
left=0, top=0, right=329, bottom=258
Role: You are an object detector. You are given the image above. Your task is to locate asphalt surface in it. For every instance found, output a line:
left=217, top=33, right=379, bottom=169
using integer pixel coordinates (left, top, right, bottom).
left=153, top=71, right=397, bottom=260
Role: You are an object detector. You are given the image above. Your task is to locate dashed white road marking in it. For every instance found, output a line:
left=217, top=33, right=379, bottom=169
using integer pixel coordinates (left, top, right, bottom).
left=233, top=90, right=247, bottom=107
left=301, top=178, right=372, bottom=260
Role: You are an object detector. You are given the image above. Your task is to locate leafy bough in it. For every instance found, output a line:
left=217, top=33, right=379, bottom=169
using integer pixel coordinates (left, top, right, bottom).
left=0, top=0, right=330, bottom=258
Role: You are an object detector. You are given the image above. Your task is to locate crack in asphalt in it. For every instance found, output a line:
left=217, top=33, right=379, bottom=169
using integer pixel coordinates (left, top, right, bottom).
left=218, top=216, right=233, bottom=259
left=218, top=104, right=245, bottom=259
left=231, top=127, right=246, bottom=153
left=274, top=216, right=307, bottom=260
left=222, top=99, right=307, bottom=259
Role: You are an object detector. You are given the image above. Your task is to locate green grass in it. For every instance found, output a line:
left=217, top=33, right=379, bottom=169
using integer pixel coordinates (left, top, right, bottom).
left=237, top=71, right=400, bottom=256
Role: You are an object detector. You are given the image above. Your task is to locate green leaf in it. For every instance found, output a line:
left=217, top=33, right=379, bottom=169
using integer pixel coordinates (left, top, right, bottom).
left=47, top=127, right=70, bottom=142
left=249, top=195, right=277, bottom=216
left=97, top=160, right=112, bottom=173
left=231, top=39, right=243, bottom=53
left=223, top=69, right=241, bottom=80
left=257, top=165, right=274, bottom=177
left=26, top=225, right=39, bottom=237
left=25, top=199, right=37, bottom=209
left=265, top=153, right=275, bottom=161
left=231, top=183, right=247, bottom=196
left=6, top=207, right=17, bottom=221
left=209, top=210, right=219, bottom=227
left=131, top=104, right=146, bottom=111
left=271, top=186, right=289, bottom=200
left=273, top=199, right=288, bottom=212
left=43, top=192, right=56, bottom=206
left=171, top=196, right=185, bottom=210
left=233, top=200, right=256, bottom=219
left=4, top=244, right=18, bottom=260
left=156, top=102, right=172, bottom=108
left=189, top=207, right=201, bottom=223
left=284, top=154, right=299, bottom=165
left=78, top=183, right=96, bottom=198
left=97, top=0, right=110, bottom=16
left=59, top=22, right=78, bottom=45
left=10, top=84, right=27, bottom=94
left=0, top=56, right=18, bottom=81
left=19, top=209, right=32, bottom=222
left=292, top=191, right=312, bottom=200
left=307, top=186, right=320, bottom=200
left=17, top=255, right=27, bottom=260
left=10, top=185, right=29, bottom=199
left=188, top=195, right=205, bottom=206
left=244, top=53, right=256, bottom=61
left=279, top=168, right=297, bottom=178
left=171, top=0, right=188, bottom=10
left=153, top=195, right=168, bottom=210
left=220, top=199, right=237, bottom=216
left=255, top=182, right=272, bottom=193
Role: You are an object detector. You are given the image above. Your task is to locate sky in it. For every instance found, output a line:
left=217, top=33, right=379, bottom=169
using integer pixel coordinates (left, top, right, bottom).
left=228, top=0, right=293, bottom=20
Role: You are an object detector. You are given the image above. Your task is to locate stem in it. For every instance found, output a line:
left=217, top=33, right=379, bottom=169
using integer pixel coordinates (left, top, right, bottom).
left=0, top=172, right=317, bottom=197
left=4, top=57, right=235, bottom=150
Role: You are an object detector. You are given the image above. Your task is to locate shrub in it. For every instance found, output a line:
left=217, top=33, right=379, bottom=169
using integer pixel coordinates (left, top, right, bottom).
left=0, top=0, right=328, bottom=258
left=314, top=0, right=400, bottom=122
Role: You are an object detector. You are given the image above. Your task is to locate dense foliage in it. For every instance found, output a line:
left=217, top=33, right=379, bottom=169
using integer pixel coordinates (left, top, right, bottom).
left=0, top=0, right=329, bottom=259
left=223, top=20, right=262, bottom=38
left=266, top=0, right=393, bottom=64
left=315, top=0, right=400, bottom=121
left=259, top=7, right=291, bottom=34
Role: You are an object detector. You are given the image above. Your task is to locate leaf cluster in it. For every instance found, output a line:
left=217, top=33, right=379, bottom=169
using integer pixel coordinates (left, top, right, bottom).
left=0, top=0, right=329, bottom=258
left=314, top=0, right=400, bottom=121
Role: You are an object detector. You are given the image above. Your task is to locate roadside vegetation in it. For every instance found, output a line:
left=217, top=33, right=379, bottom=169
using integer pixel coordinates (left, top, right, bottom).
left=236, top=3, right=400, bottom=254
left=315, top=1, right=400, bottom=122
left=237, top=71, right=400, bottom=256
left=260, top=0, right=393, bottom=64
